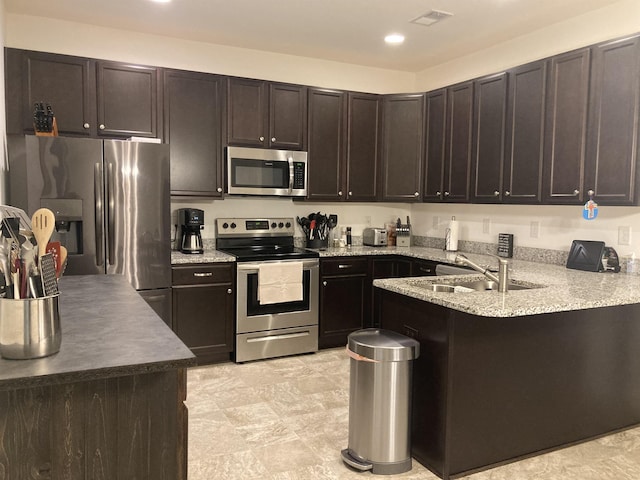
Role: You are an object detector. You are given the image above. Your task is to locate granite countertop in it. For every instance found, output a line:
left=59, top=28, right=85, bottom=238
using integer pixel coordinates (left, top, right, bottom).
left=0, top=275, right=196, bottom=390
left=171, top=249, right=236, bottom=264
left=374, top=258, right=640, bottom=318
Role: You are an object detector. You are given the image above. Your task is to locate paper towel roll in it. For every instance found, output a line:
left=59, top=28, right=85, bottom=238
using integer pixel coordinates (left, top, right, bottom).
left=445, top=217, right=459, bottom=251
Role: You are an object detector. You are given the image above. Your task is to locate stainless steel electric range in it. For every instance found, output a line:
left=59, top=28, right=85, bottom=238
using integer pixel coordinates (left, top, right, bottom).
left=216, top=218, right=319, bottom=362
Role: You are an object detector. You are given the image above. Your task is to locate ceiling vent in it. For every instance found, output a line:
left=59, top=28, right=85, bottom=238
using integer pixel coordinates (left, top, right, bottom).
left=410, top=10, right=453, bottom=27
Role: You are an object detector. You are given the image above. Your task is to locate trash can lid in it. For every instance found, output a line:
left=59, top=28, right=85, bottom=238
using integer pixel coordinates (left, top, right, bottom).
left=347, top=328, right=420, bottom=362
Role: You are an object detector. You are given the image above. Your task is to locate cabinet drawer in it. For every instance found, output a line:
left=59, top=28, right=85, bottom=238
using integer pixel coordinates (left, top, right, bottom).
left=321, top=257, right=368, bottom=276
left=172, top=264, right=234, bottom=286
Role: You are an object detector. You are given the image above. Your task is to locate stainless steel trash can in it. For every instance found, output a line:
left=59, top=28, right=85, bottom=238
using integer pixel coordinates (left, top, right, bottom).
left=341, top=328, right=420, bottom=475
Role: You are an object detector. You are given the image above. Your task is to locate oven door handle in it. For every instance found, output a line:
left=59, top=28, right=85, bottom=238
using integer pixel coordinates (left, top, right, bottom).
left=247, top=331, right=311, bottom=343
left=288, top=156, right=294, bottom=194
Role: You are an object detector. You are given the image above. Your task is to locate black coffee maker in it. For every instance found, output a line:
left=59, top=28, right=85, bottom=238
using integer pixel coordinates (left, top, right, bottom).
left=178, top=208, right=204, bottom=254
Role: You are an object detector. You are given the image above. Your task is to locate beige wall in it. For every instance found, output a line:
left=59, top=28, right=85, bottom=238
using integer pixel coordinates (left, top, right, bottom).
left=4, top=14, right=414, bottom=94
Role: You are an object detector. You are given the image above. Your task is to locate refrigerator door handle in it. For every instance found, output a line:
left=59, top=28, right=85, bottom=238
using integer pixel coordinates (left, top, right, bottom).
left=94, top=162, right=104, bottom=266
left=107, top=162, right=116, bottom=266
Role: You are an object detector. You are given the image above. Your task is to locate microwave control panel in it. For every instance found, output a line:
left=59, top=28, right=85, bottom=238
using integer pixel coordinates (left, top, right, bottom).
left=293, top=162, right=306, bottom=189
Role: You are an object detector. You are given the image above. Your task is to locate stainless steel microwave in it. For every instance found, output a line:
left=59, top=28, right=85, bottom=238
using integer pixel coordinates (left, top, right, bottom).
left=226, top=146, right=308, bottom=197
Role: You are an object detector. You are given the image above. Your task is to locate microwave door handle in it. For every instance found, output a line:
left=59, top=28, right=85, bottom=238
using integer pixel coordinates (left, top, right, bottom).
left=288, top=157, right=294, bottom=194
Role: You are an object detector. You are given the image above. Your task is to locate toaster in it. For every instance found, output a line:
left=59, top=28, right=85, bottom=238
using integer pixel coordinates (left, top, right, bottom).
left=363, top=228, right=387, bottom=246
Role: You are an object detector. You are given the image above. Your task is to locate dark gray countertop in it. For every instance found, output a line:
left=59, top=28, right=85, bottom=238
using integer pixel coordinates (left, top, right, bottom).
left=0, top=275, right=195, bottom=391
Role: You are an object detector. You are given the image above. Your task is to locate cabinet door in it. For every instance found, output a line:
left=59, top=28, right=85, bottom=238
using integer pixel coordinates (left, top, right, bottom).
left=307, top=88, right=347, bottom=201
left=381, top=94, right=425, bottom=201
left=346, top=93, right=380, bottom=202
left=172, top=283, right=234, bottom=363
left=319, top=274, right=368, bottom=348
left=227, top=78, right=268, bottom=147
left=96, top=61, right=160, bottom=138
left=471, top=73, right=507, bottom=202
left=423, top=89, right=447, bottom=202
left=585, top=35, right=640, bottom=205
left=164, top=70, right=225, bottom=196
left=444, top=82, right=473, bottom=202
left=269, top=83, right=307, bottom=150
left=543, top=48, right=590, bottom=203
left=504, top=60, right=547, bottom=203
left=12, top=49, right=95, bottom=136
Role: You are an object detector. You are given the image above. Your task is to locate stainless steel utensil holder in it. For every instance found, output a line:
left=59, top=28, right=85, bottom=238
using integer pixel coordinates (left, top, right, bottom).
left=0, top=294, right=61, bottom=359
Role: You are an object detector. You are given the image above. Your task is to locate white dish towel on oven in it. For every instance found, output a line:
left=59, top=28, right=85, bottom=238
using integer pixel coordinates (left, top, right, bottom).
left=258, top=261, right=303, bottom=304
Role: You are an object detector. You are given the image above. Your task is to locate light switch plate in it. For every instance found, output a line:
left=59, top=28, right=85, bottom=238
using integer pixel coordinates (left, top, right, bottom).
left=530, top=221, right=540, bottom=238
left=483, top=218, right=491, bottom=234
left=619, top=226, right=631, bottom=245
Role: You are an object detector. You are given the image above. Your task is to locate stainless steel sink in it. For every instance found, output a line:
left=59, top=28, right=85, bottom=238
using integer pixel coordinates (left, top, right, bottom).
left=426, top=280, right=541, bottom=292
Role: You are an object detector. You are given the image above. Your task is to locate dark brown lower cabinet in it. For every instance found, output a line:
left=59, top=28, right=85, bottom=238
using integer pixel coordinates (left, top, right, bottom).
left=377, top=289, right=640, bottom=480
left=172, top=263, right=235, bottom=364
left=0, top=370, right=188, bottom=480
left=319, top=257, right=369, bottom=348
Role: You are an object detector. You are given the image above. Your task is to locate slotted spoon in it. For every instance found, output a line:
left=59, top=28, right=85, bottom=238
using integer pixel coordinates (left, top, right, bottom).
left=31, top=208, right=55, bottom=258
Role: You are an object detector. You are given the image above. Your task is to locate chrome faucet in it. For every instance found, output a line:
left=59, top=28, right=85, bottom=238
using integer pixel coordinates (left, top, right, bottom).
left=454, top=254, right=510, bottom=293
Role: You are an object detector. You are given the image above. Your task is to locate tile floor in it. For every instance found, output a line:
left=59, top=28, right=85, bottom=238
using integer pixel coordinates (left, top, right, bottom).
left=187, top=348, right=640, bottom=480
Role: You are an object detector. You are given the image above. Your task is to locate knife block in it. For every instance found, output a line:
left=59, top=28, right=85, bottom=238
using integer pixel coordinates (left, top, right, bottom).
left=34, top=117, right=58, bottom=137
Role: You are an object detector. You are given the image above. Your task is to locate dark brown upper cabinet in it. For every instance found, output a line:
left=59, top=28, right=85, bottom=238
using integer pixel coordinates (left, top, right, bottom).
left=306, top=88, right=347, bottom=201
left=96, top=61, right=160, bottom=138
left=227, top=78, right=307, bottom=150
left=345, top=93, right=380, bottom=202
left=381, top=93, right=425, bottom=202
left=503, top=60, right=548, bottom=204
left=164, top=70, right=226, bottom=197
left=6, top=49, right=96, bottom=136
left=443, top=82, right=474, bottom=202
left=584, top=35, right=640, bottom=206
left=471, top=73, right=507, bottom=203
left=542, top=48, right=591, bottom=204
left=423, top=89, right=447, bottom=202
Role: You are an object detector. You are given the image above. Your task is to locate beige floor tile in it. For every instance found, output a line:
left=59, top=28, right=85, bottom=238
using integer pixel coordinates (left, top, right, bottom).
left=187, top=348, right=640, bottom=480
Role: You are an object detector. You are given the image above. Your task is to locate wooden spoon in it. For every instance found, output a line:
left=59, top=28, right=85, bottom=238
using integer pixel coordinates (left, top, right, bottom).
left=58, top=246, right=68, bottom=278
left=31, top=208, right=56, bottom=258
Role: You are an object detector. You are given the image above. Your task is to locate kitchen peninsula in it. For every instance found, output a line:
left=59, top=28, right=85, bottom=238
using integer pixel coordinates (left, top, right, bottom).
left=0, top=275, right=196, bottom=480
left=374, top=258, right=640, bottom=479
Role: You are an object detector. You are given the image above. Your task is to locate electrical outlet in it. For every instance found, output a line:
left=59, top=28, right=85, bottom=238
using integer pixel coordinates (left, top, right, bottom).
left=619, top=226, right=632, bottom=246
left=433, top=216, right=440, bottom=229
left=329, top=214, right=338, bottom=225
left=530, top=221, right=540, bottom=238
left=482, top=218, right=491, bottom=234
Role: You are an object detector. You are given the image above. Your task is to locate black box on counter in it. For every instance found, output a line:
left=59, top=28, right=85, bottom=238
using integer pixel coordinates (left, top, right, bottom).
left=498, top=233, right=514, bottom=258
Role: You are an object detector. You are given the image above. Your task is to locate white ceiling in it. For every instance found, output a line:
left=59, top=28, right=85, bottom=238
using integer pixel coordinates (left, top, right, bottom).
left=5, top=0, right=623, bottom=72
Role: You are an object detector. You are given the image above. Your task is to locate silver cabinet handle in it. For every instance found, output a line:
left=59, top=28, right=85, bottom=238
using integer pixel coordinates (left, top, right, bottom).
left=588, top=189, right=595, bottom=196
left=419, top=267, right=433, bottom=273
left=322, top=281, right=327, bottom=286
left=573, top=189, right=580, bottom=196
left=259, top=136, right=265, bottom=142
left=83, top=122, right=90, bottom=129
left=444, top=191, right=450, bottom=196
left=505, top=191, right=511, bottom=196
left=436, top=191, right=441, bottom=196
left=227, top=288, right=233, bottom=294
left=99, top=124, right=105, bottom=130
left=493, top=190, right=500, bottom=196
left=194, top=272, right=213, bottom=277
left=217, top=187, right=222, bottom=193
left=338, top=264, right=353, bottom=269
left=414, top=192, right=420, bottom=197
left=338, top=191, right=343, bottom=196
left=271, top=137, right=276, bottom=142
left=348, top=191, right=353, bottom=196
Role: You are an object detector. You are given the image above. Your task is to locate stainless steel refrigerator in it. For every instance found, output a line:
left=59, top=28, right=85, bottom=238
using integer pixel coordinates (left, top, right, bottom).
left=8, top=135, right=172, bottom=324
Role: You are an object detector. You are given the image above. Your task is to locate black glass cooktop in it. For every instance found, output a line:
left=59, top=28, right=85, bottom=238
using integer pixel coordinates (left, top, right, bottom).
left=217, top=245, right=319, bottom=262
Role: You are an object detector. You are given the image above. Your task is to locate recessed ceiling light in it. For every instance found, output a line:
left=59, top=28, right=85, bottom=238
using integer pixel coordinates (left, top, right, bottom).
left=385, top=34, right=405, bottom=45
left=410, top=10, right=453, bottom=27
left=150, top=0, right=171, bottom=3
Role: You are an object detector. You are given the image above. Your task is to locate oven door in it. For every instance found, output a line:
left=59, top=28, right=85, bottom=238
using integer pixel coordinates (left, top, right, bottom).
left=236, top=259, right=319, bottom=334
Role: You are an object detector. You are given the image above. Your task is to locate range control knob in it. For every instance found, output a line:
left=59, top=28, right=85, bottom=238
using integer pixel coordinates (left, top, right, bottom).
left=271, top=222, right=277, bottom=228
left=285, top=222, right=291, bottom=228
left=222, top=222, right=229, bottom=229
left=230, top=222, right=237, bottom=229
left=278, top=222, right=284, bottom=228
